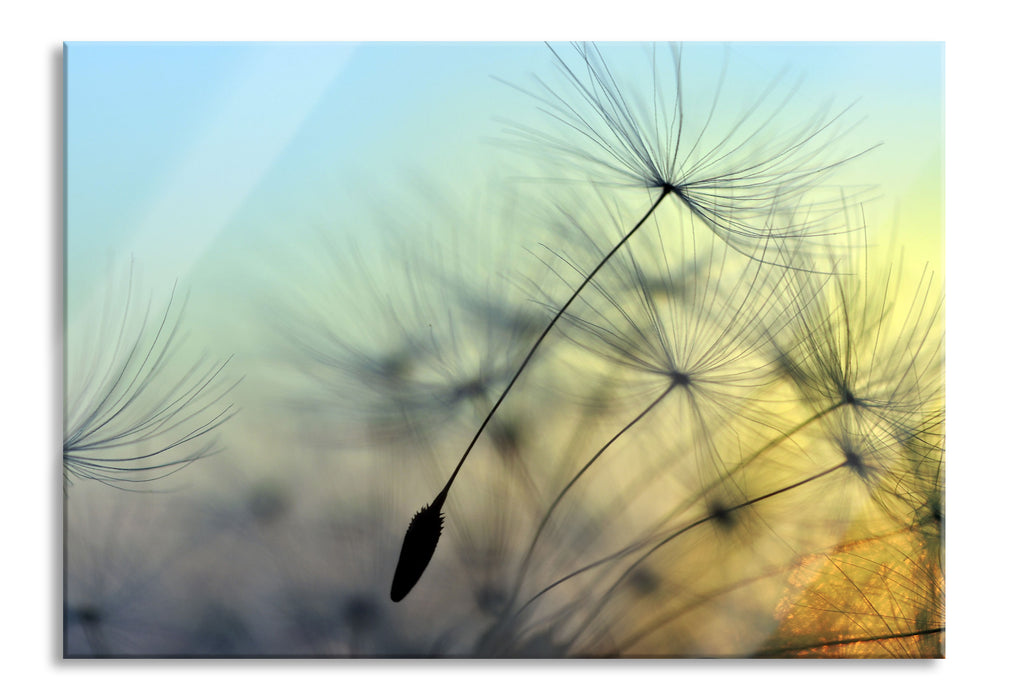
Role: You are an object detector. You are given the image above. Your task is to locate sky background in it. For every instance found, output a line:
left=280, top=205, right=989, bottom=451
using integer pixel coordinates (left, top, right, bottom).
left=66, top=41, right=943, bottom=322
left=63, top=44, right=946, bottom=465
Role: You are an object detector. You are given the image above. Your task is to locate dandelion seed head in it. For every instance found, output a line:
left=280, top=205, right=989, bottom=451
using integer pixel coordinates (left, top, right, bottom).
left=708, top=499, right=737, bottom=531
left=669, top=369, right=692, bottom=388
left=489, top=418, right=525, bottom=460
left=842, top=447, right=869, bottom=480
left=343, top=594, right=381, bottom=632
left=247, top=480, right=288, bottom=526
left=282, top=186, right=554, bottom=454
left=770, top=241, right=944, bottom=453
left=475, top=585, right=509, bottom=616
left=920, top=494, right=944, bottom=530
left=507, top=42, right=874, bottom=254
left=450, top=376, right=491, bottom=403
left=76, top=605, right=103, bottom=626
left=629, top=567, right=661, bottom=596
left=390, top=499, right=446, bottom=602
left=63, top=266, right=238, bottom=489
left=841, top=386, right=860, bottom=407
left=377, top=351, right=415, bottom=385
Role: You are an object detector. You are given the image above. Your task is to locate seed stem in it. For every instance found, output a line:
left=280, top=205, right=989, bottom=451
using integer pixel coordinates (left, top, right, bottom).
left=507, top=399, right=846, bottom=612
left=391, top=188, right=671, bottom=602
left=566, top=460, right=848, bottom=647
left=507, top=381, right=678, bottom=612
left=752, top=627, right=945, bottom=658
left=440, top=186, right=671, bottom=497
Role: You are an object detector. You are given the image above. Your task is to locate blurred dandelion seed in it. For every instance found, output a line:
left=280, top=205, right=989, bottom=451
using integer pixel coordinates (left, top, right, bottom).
left=63, top=268, right=240, bottom=489
left=73, top=42, right=943, bottom=658
left=392, top=43, right=882, bottom=604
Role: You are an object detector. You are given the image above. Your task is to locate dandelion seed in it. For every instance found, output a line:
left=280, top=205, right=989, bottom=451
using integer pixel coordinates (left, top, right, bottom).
left=707, top=499, right=736, bottom=531
left=390, top=489, right=447, bottom=602
left=503, top=42, right=876, bottom=254
left=389, top=187, right=674, bottom=601
left=63, top=267, right=239, bottom=489
left=388, top=42, right=880, bottom=602
left=496, top=207, right=801, bottom=607
left=769, top=240, right=944, bottom=449
left=64, top=480, right=208, bottom=655
left=284, top=206, right=548, bottom=452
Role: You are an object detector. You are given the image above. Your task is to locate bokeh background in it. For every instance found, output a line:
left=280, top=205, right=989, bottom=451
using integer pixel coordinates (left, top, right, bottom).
left=63, top=41, right=943, bottom=657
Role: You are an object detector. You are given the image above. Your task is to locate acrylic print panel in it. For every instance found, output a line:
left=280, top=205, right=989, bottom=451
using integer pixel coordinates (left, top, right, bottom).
left=63, top=42, right=944, bottom=658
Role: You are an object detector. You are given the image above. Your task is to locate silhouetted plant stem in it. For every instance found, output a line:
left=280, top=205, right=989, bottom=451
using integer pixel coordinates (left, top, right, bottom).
left=506, top=381, right=678, bottom=612
left=441, top=186, right=672, bottom=496
left=649, top=399, right=848, bottom=525
left=603, top=523, right=922, bottom=654
left=507, top=399, right=847, bottom=611
left=752, top=627, right=945, bottom=658
left=566, top=460, right=849, bottom=647
left=391, top=187, right=672, bottom=601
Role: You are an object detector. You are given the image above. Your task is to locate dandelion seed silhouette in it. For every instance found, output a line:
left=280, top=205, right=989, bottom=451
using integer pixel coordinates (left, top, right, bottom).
left=390, top=489, right=447, bottom=602
left=929, top=498, right=943, bottom=527
left=391, top=186, right=671, bottom=602
left=708, top=500, right=736, bottom=530
left=843, top=449, right=869, bottom=480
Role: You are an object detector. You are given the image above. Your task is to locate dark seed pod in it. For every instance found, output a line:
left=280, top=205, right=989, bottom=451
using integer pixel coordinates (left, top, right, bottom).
left=390, top=491, right=447, bottom=602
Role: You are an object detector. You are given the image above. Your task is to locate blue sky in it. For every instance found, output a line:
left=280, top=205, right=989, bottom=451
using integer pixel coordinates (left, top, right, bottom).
left=66, top=43, right=548, bottom=307
left=65, top=42, right=943, bottom=332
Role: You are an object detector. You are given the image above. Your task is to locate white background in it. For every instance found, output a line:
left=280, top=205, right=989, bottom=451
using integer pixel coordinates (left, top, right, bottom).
left=3, top=1, right=996, bottom=696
